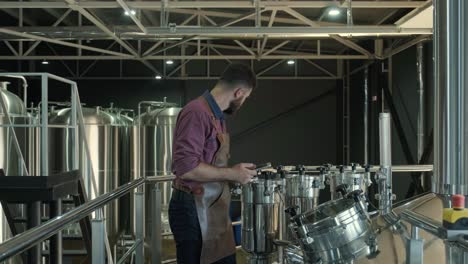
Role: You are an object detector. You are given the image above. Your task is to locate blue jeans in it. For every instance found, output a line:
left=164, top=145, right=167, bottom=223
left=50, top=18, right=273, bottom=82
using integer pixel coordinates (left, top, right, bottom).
left=169, top=189, right=236, bottom=264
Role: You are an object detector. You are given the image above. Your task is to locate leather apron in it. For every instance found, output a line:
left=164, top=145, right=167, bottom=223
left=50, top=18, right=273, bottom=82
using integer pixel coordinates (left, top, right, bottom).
left=194, top=97, right=236, bottom=264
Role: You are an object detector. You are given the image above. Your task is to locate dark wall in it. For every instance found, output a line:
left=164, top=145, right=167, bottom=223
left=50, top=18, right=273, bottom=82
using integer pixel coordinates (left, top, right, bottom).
left=183, top=80, right=337, bottom=165
left=0, top=59, right=339, bottom=168
left=348, top=42, right=434, bottom=201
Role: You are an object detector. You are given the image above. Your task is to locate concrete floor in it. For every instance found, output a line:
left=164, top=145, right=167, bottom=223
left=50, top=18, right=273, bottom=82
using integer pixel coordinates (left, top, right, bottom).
left=161, top=237, right=254, bottom=264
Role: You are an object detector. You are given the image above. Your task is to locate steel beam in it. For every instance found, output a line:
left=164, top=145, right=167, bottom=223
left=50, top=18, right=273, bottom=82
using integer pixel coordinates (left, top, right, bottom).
left=3, top=41, right=18, bottom=56
left=395, top=0, right=433, bottom=26
left=116, top=0, right=146, bottom=33
left=64, top=0, right=161, bottom=74
left=0, top=1, right=428, bottom=9
left=202, top=15, right=217, bottom=26
left=0, top=54, right=370, bottom=60
left=304, top=59, right=337, bottom=77
left=62, top=76, right=340, bottom=80
left=256, top=60, right=286, bottom=76
left=144, top=36, right=197, bottom=57
left=281, top=7, right=319, bottom=27
left=23, top=9, right=72, bottom=56
left=166, top=47, right=207, bottom=77
left=0, top=28, right=134, bottom=57
left=0, top=26, right=432, bottom=39
left=62, top=26, right=442, bottom=36
left=233, top=40, right=256, bottom=56
left=64, top=0, right=138, bottom=56
left=384, top=35, right=431, bottom=58
left=209, top=46, right=232, bottom=64
left=262, top=41, right=290, bottom=56
left=219, top=12, right=254, bottom=27
left=330, top=35, right=373, bottom=56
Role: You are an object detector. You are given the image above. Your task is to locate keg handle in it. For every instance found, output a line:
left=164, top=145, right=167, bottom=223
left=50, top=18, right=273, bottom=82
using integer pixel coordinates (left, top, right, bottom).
left=335, top=184, right=349, bottom=197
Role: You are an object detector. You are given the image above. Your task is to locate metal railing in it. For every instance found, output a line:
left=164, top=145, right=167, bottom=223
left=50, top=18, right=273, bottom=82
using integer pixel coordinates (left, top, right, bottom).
left=0, top=163, right=436, bottom=263
left=0, top=176, right=175, bottom=263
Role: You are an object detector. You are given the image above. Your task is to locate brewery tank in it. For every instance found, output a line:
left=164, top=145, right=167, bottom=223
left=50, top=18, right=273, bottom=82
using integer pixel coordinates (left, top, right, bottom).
left=0, top=81, right=36, bottom=264
left=106, top=106, right=134, bottom=234
left=132, top=102, right=181, bottom=260
left=48, top=106, right=124, bottom=245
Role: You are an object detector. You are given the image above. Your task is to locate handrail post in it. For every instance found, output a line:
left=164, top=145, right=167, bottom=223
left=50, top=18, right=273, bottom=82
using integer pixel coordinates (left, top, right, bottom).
left=135, top=188, right=144, bottom=263
left=151, top=183, right=162, bottom=264
left=92, top=208, right=105, bottom=264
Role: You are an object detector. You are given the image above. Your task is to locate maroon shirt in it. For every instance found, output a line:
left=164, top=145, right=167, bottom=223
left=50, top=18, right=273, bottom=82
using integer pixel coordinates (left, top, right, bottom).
left=172, top=95, right=226, bottom=190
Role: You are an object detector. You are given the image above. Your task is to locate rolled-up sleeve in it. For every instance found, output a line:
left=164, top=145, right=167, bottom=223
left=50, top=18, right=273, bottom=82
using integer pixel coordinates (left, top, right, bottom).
left=172, top=110, right=210, bottom=177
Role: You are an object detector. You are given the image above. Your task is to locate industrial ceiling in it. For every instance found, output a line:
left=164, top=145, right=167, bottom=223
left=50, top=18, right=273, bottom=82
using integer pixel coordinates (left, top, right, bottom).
left=0, top=0, right=433, bottom=79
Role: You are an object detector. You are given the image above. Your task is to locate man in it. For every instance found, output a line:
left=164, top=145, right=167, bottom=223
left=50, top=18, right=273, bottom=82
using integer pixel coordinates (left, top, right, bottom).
left=170, top=63, right=257, bottom=264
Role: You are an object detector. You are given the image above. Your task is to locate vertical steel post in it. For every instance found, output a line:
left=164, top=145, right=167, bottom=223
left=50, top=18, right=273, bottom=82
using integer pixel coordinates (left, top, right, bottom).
left=416, top=43, right=426, bottom=189
left=433, top=0, right=468, bottom=196
left=135, top=189, right=144, bottom=263
left=92, top=208, right=105, bottom=264
left=27, top=202, right=41, bottom=264
left=49, top=199, right=62, bottom=264
left=407, top=226, right=424, bottom=264
left=71, top=83, right=78, bottom=171
left=151, top=184, right=162, bottom=264
left=40, top=74, right=48, bottom=176
left=364, top=66, right=369, bottom=165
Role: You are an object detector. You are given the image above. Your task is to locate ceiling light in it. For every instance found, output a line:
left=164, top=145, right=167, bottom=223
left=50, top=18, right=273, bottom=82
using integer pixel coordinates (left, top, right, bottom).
left=287, top=60, right=295, bottom=65
left=166, top=60, right=174, bottom=65
left=155, top=75, right=162, bottom=80
left=41, top=60, right=49, bottom=65
left=125, top=10, right=136, bottom=16
left=328, top=8, right=341, bottom=16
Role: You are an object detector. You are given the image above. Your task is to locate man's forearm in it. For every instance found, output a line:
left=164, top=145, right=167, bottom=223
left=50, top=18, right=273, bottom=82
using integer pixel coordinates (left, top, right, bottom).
left=180, top=162, right=235, bottom=182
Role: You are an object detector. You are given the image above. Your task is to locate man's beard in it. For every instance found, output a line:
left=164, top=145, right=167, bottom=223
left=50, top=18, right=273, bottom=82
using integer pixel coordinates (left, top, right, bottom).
left=224, top=97, right=243, bottom=115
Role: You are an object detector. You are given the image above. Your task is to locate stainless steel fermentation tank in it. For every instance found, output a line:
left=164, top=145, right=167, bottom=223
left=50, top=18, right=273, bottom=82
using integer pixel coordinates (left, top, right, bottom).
left=0, top=81, right=36, bottom=264
left=288, top=193, right=378, bottom=264
left=284, top=166, right=323, bottom=241
left=242, top=171, right=282, bottom=260
left=329, top=166, right=372, bottom=200
left=132, top=102, right=181, bottom=260
left=48, top=106, right=133, bottom=245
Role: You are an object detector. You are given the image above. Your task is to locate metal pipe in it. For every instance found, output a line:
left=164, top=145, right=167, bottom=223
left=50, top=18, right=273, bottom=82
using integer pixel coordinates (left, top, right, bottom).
left=416, top=42, right=426, bottom=190
left=416, top=43, right=425, bottom=161
left=379, top=112, right=393, bottom=215
left=116, top=239, right=142, bottom=264
left=400, top=210, right=446, bottom=239
left=433, top=0, right=468, bottom=195
left=364, top=66, right=369, bottom=164
left=151, top=185, right=162, bottom=264
left=92, top=208, right=105, bottom=264
left=1, top=75, right=28, bottom=105
left=281, top=164, right=434, bottom=173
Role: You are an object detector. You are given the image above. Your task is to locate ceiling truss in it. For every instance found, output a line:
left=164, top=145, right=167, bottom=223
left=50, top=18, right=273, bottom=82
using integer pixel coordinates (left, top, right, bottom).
left=0, top=0, right=433, bottom=79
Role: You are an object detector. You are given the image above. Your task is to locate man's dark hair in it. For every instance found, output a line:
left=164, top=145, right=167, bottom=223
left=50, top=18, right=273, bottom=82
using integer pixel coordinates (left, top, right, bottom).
left=218, top=63, right=256, bottom=90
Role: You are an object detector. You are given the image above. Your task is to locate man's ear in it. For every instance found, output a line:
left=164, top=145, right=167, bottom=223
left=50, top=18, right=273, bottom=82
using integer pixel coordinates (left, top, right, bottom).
left=233, top=87, right=243, bottom=98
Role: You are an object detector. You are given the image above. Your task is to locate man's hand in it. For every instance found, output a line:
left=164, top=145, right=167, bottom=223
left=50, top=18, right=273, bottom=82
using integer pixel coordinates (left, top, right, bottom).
left=230, top=163, right=257, bottom=184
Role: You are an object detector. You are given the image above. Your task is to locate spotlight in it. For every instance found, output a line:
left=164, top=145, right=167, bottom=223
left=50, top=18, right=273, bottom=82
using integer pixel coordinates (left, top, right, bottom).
left=41, top=60, right=49, bottom=65
left=125, top=10, right=136, bottom=16
left=287, top=60, right=295, bottom=65
left=166, top=60, right=174, bottom=65
left=328, top=8, right=340, bottom=17
left=155, top=75, right=162, bottom=80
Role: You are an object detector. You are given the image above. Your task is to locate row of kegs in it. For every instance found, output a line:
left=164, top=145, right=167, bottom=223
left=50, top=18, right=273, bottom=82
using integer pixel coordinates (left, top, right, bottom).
left=241, top=165, right=378, bottom=264
left=0, top=81, right=181, bottom=261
